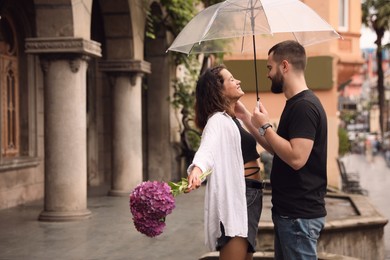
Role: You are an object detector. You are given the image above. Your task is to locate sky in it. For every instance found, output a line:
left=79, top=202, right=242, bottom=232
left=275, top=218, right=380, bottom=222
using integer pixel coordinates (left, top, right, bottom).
left=360, top=26, right=390, bottom=49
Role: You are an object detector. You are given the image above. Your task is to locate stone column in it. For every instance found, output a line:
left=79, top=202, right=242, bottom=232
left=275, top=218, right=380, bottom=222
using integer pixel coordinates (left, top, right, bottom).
left=25, top=37, right=101, bottom=221
left=99, top=60, right=151, bottom=196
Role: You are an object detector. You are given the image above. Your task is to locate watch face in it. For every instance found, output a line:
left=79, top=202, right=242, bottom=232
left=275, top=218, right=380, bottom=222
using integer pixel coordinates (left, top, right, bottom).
left=260, top=123, right=271, bottom=136
left=259, top=127, right=265, bottom=136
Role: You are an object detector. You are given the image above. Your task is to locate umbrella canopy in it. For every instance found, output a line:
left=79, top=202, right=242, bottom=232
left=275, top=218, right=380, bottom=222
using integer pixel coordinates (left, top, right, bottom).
left=167, top=0, right=341, bottom=99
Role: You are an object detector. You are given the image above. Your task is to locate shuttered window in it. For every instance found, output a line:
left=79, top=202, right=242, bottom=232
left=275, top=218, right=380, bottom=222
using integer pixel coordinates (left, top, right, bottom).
left=0, top=16, right=19, bottom=158
left=1, top=56, right=19, bottom=157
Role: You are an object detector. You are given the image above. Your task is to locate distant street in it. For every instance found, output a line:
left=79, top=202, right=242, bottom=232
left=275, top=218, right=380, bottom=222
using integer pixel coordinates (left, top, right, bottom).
left=342, top=153, right=390, bottom=259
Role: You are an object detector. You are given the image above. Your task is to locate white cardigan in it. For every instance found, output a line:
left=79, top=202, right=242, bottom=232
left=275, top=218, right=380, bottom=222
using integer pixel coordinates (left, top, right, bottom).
left=188, top=112, right=247, bottom=251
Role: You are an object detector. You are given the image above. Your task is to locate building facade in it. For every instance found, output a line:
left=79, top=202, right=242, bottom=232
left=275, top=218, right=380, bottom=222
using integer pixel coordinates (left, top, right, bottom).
left=223, top=0, right=364, bottom=188
left=0, top=0, right=363, bottom=219
left=0, top=0, right=181, bottom=220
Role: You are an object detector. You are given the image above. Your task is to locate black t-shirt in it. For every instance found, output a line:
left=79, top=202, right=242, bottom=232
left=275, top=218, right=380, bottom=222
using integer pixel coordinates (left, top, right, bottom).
left=271, top=90, right=328, bottom=218
left=232, top=117, right=260, bottom=164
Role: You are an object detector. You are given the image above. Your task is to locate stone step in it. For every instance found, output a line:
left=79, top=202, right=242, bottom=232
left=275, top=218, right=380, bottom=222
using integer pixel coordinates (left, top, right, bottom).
left=199, top=251, right=360, bottom=260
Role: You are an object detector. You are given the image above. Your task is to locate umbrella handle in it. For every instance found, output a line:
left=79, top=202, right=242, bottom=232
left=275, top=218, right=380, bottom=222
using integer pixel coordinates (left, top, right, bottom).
left=250, top=0, right=259, bottom=102
left=252, top=34, right=259, bottom=102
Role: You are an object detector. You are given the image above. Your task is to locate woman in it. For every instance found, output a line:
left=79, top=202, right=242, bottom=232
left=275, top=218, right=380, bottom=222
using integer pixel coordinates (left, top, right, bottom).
left=186, top=65, right=263, bottom=260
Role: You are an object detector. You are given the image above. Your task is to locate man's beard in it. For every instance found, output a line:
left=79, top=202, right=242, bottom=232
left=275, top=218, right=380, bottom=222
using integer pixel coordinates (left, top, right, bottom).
left=270, top=71, right=284, bottom=94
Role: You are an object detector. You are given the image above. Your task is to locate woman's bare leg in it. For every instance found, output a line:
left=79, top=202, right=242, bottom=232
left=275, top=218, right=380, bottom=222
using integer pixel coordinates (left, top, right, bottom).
left=219, top=237, right=249, bottom=260
left=245, top=253, right=254, bottom=260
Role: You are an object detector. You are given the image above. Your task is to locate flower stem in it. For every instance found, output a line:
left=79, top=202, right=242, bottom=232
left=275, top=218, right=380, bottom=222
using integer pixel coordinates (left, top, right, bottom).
left=168, top=169, right=211, bottom=197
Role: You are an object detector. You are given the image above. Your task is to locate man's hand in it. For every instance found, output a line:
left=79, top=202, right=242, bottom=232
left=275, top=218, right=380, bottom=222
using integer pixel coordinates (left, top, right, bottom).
left=251, top=102, right=270, bottom=129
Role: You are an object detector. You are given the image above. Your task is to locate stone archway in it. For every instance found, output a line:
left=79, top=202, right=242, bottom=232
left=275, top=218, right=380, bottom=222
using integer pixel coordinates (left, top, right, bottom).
left=25, top=0, right=101, bottom=221
left=143, top=2, right=179, bottom=182
left=94, top=0, right=151, bottom=196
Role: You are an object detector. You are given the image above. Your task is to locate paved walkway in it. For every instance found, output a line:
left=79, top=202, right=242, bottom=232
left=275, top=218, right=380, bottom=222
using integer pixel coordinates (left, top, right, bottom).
left=342, top=153, right=390, bottom=259
left=0, top=184, right=209, bottom=260
left=0, top=153, right=389, bottom=260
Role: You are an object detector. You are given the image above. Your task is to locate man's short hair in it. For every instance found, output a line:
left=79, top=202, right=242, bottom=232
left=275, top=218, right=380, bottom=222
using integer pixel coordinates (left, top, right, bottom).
left=268, top=40, right=307, bottom=71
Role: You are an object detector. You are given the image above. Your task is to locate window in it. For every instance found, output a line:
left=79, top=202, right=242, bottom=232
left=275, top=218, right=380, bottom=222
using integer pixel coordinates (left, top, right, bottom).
left=338, top=0, right=349, bottom=31
left=0, top=15, right=20, bottom=158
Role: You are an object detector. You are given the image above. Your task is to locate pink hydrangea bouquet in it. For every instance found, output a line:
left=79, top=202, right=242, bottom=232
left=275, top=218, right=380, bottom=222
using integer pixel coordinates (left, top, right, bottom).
left=129, top=170, right=211, bottom=237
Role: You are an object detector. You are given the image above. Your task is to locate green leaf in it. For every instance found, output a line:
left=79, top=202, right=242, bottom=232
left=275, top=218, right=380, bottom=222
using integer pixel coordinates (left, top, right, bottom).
left=168, top=169, right=212, bottom=197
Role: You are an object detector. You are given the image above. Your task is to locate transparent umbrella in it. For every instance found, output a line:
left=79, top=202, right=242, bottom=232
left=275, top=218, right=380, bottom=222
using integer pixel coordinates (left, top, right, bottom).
left=167, top=0, right=341, bottom=101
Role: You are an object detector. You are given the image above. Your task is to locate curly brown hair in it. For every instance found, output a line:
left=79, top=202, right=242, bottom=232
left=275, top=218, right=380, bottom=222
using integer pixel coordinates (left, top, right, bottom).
left=194, top=65, right=232, bottom=130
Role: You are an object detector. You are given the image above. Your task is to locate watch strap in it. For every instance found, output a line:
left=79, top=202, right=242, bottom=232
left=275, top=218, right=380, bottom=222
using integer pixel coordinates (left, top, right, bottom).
left=260, top=123, right=272, bottom=136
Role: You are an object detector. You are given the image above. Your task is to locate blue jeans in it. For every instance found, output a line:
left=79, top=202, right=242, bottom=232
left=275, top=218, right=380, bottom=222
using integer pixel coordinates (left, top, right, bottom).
left=272, top=213, right=325, bottom=260
left=217, top=179, right=263, bottom=252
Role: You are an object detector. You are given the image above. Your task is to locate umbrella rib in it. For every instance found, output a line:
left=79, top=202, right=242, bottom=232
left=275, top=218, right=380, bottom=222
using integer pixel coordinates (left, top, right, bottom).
left=240, top=0, right=266, bottom=53
left=291, top=31, right=299, bottom=42
left=197, top=1, right=228, bottom=45
left=240, top=0, right=251, bottom=53
left=256, top=1, right=272, bottom=36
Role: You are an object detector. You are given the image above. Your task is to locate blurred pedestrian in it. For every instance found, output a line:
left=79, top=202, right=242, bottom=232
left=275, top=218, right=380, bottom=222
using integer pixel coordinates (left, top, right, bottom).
left=365, top=137, right=373, bottom=163
left=260, top=150, right=273, bottom=180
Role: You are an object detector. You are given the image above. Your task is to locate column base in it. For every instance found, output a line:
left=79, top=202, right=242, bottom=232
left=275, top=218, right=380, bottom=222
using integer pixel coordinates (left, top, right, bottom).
left=108, top=189, right=131, bottom=197
left=38, top=209, right=92, bottom=222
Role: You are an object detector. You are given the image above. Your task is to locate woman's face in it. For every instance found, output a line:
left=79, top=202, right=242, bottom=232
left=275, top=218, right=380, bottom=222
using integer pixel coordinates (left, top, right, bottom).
left=220, top=69, right=244, bottom=101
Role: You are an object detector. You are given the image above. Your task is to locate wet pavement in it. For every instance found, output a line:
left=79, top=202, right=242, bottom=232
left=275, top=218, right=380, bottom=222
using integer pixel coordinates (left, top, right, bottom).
left=0, top=184, right=209, bottom=260
left=342, top=153, right=390, bottom=259
left=0, top=153, right=389, bottom=259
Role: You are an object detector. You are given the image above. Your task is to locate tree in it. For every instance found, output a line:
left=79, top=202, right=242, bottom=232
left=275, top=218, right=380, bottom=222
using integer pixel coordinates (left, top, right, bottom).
left=362, top=0, right=390, bottom=136
left=144, top=0, right=224, bottom=165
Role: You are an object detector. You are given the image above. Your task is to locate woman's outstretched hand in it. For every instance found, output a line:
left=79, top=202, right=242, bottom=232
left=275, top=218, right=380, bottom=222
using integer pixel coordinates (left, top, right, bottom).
left=186, top=166, right=202, bottom=193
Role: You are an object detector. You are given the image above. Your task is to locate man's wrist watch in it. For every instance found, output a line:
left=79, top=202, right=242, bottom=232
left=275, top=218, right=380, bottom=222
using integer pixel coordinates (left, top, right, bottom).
left=259, top=123, right=272, bottom=136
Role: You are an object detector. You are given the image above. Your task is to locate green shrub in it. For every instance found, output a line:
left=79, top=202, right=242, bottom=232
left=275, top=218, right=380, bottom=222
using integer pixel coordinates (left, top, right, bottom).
left=338, top=127, right=351, bottom=156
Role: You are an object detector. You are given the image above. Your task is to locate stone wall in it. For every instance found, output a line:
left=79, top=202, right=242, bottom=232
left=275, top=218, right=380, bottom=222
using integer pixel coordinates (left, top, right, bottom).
left=0, top=161, right=43, bottom=209
left=257, top=191, right=388, bottom=260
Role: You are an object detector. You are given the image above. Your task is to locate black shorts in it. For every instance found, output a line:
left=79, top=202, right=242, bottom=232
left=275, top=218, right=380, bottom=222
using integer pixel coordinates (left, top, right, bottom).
left=216, top=179, right=263, bottom=252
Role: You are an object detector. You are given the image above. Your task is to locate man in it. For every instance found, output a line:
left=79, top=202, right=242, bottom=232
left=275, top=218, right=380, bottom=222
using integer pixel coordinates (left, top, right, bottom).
left=251, top=40, right=328, bottom=259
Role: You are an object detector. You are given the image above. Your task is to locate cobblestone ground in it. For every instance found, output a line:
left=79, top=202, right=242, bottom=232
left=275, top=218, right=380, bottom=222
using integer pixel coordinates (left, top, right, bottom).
left=342, top=153, right=390, bottom=260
